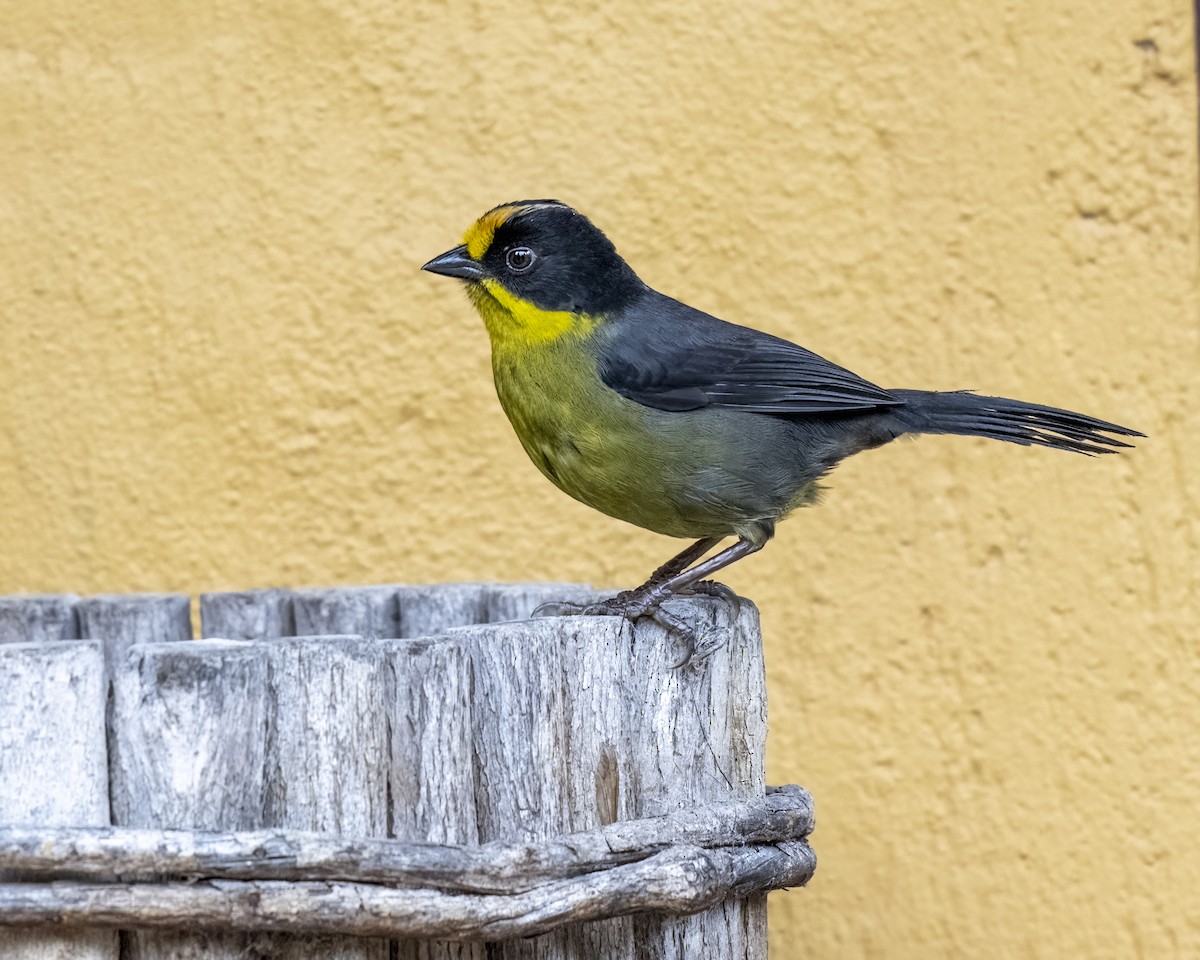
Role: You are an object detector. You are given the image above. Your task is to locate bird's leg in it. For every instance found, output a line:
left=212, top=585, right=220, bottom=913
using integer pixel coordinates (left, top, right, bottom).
left=570, top=537, right=761, bottom=621
left=650, top=536, right=725, bottom=583
left=532, top=538, right=721, bottom=618
left=628, top=538, right=743, bottom=636
left=614, top=538, right=762, bottom=667
left=621, top=537, right=723, bottom=596
left=629, top=537, right=762, bottom=615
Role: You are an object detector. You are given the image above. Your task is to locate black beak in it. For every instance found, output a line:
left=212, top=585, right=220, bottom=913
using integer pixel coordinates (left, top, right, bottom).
left=421, top=244, right=484, bottom=281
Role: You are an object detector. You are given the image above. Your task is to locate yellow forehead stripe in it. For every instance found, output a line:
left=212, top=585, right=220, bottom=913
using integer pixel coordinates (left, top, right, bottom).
left=463, top=206, right=518, bottom=260
left=461, top=201, right=564, bottom=260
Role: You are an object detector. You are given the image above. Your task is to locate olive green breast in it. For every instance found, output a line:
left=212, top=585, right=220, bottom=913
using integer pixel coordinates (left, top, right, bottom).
left=466, top=280, right=819, bottom=540
left=489, top=333, right=815, bottom=540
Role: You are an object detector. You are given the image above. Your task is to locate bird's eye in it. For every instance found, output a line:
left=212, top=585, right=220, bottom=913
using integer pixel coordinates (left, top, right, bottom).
left=505, top=247, right=536, bottom=272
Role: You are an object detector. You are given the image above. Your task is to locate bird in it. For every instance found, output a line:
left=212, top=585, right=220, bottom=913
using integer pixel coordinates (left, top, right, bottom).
left=422, top=199, right=1141, bottom=638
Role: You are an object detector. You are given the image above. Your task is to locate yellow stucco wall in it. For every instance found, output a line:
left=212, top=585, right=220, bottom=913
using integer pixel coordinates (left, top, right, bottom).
left=2, top=1, right=1197, bottom=955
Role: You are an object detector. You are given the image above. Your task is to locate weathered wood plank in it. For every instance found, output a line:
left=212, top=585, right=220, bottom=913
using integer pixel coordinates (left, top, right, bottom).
left=625, top=597, right=770, bottom=958
left=263, top=637, right=390, bottom=834
left=462, top=616, right=635, bottom=959
left=292, top=586, right=401, bottom=638
left=259, top=637, right=390, bottom=960
left=554, top=614, right=646, bottom=960
left=395, top=584, right=488, bottom=637
left=0, top=595, right=80, bottom=643
left=289, top=582, right=609, bottom=635
left=384, top=638, right=479, bottom=845
left=384, top=636, right=483, bottom=960
left=0, top=842, right=814, bottom=941
left=0, top=787, right=814, bottom=887
left=110, top=639, right=269, bottom=960
left=0, top=640, right=115, bottom=959
left=199, top=588, right=294, bottom=639
left=75, top=594, right=192, bottom=682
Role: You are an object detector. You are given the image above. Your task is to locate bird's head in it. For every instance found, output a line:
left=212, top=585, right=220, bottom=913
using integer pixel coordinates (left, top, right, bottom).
left=422, top=200, right=643, bottom=343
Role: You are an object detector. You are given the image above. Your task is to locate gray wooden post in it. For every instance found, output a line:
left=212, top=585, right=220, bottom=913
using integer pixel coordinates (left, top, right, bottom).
left=292, top=586, right=401, bottom=638
left=0, top=640, right=115, bottom=959
left=625, top=600, right=769, bottom=957
left=384, top=636, right=484, bottom=960
left=199, top=583, right=603, bottom=639
left=395, top=584, right=488, bottom=637
left=464, top=614, right=636, bottom=959
left=0, top=596, right=79, bottom=644
left=199, top=588, right=294, bottom=640
left=452, top=596, right=768, bottom=958
left=76, top=594, right=192, bottom=681
left=481, top=583, right=602, bottom=625
left=259, top=637, right=391, bottom=960
left=110, top=639, right=269, bottom=960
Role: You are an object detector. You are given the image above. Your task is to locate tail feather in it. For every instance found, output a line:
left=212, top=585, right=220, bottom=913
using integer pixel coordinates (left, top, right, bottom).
left=890, top=389, right=1143, bottom=456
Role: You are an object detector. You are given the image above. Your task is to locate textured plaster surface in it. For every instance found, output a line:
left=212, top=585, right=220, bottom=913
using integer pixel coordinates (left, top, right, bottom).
left=1, top=1, right=1197, bottom=956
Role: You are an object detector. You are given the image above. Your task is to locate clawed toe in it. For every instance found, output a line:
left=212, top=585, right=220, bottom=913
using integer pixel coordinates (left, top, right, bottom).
left=680, top=580, right=741, bottom=617
left=534, top=591, right=655, bottom=621
left=646, top=606, right=699, bottom=668
left=532, top=599, right=589, bottom=618
left=533, top=587, right=727, bottom=670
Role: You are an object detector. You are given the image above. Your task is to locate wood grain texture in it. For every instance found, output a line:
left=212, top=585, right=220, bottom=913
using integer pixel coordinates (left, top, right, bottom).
left=109, top=639, right=269, bottom=960
left=383, top=636, right=484, bottom=960
left=263, top=637, right=390, bottom=834
left=395, top=584, right=488, bottom=638
left=480, top=583, right=602, bottom=625
left=291, top=586, right=401, bottom=638
left=0, top=640, right=115, bottom=960
left=75, top=594, right=192, bottom=683
left=199, top=588, right=295, bottom=639
left=0, top=596, right=80, bottom=644
left=625, top=597, right=770, bottom=959
left=460, top=615, right=635, bottom=958
left=260, top=636, right=391, bottom=960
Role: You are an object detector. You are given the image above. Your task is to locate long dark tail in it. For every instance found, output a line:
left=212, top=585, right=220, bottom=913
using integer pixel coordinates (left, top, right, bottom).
left=889, top=389, right=1143, bottom=455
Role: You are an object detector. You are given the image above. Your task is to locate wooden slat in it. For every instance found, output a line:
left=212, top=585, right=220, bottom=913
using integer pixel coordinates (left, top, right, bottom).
left=0, top=640, right=115, bottom=959
left=199, top=588, right=294, bottom=639
left=385, top=636, right=483, bottom=960
left=76, top=594, right=192, bottom=682
left=291, top=586, right=401, bottom=638
left=110, top=639, right=269, bottom=960
left=260, top=636, right=390, bottom=960
left=625, top=597, right=770, bottom=957
left=0, top=595, right=80, bottom=644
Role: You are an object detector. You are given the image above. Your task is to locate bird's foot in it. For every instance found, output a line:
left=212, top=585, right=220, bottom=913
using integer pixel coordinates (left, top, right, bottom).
left=678, top=579, right=741, bottom=618
left=672, top=581, right=741, bottom=664
left=533, top=585, right=729, bottom=669
left=531, top=586, right=662, bottom=621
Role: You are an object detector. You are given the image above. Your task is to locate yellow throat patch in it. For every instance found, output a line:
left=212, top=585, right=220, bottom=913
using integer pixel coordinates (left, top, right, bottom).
left=470, top=280, right=597, bottom=348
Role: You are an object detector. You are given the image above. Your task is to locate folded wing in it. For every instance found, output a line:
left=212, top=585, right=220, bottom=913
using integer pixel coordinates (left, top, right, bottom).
left=597, top=290, right=901, bottom=415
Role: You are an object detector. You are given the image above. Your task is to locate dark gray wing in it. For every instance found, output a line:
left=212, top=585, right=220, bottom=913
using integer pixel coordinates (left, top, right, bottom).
left=597, top=290, right=901, bottom=414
